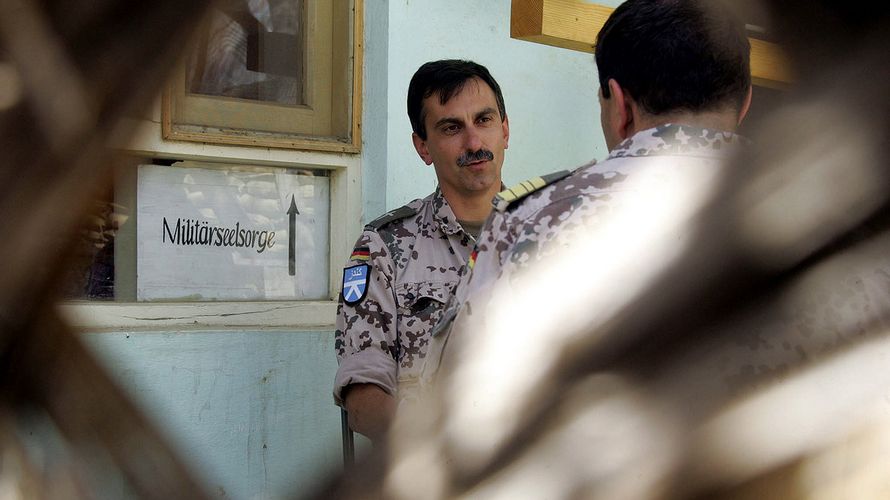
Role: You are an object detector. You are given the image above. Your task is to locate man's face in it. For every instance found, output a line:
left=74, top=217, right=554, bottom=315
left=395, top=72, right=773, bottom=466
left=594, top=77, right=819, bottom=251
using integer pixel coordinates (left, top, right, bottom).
left=412, top=78, right=510, bottom=201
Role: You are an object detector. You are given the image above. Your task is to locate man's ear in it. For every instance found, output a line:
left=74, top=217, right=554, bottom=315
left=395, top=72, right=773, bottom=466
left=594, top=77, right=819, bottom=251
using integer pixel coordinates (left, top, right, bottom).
left=607, top=78, right=634, bottom=142
left=412, top=133, right=433, bottom=166
left=502, top=115, right=510, bottom=150
left=737, top=85, right=753, bottom=126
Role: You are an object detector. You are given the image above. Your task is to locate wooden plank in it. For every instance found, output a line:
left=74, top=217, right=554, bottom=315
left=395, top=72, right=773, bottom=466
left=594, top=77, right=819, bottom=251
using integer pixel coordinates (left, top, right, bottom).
left=510, top=0, right=792, bottom=86
left=350, top=0, right=364, bottom=152
left=510, top=0, right=544, bottom=43
left=750, top=38, right=793, bottom=88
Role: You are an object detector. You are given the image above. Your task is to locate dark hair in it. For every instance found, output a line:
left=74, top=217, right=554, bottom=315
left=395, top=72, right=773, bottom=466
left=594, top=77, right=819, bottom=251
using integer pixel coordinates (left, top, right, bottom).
left=407, top=59, right=507, bottom=140
left=595, top=0, right=751, bottom=115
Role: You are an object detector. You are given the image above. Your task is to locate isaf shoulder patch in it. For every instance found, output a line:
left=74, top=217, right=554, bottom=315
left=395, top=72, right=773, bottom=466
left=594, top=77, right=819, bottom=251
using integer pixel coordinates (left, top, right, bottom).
left=494, top=170, right=572, bottom=212
left=342, top=264, right=370, bottom=305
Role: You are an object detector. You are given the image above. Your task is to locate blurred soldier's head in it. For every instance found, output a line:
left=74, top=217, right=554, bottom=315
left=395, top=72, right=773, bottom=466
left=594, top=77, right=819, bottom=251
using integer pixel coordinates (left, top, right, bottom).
left=595, top=0, right=752, bottom=149
left=407, top=60, right=510, bottom=203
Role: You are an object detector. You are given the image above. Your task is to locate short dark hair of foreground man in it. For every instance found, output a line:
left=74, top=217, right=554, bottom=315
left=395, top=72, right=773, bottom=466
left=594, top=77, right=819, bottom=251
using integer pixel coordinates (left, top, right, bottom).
left=596, top=0, right=751, bottom=116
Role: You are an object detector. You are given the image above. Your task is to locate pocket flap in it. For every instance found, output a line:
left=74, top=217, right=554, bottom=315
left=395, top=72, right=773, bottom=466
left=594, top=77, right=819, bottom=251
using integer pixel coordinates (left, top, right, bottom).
left=396, top=281, right=454, bottom=312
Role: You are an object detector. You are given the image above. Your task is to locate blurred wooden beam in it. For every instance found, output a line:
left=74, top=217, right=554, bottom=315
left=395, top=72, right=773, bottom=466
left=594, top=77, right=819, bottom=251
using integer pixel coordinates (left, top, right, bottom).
left=510, top=0, right=793, bottom=87
left=6, top=308, right=211, bottom=499
left=0, top=0, right=215, bottom=497
left=510, top=0, right=612, bottom=53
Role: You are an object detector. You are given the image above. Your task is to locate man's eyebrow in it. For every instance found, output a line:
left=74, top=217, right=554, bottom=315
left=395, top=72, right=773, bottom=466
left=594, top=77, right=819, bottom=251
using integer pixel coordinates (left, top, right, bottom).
left=433, top=107, right=499, bottom=129
left=475, top=107, right=498, bottom=119
left=433, top=117, right=463, bottom=129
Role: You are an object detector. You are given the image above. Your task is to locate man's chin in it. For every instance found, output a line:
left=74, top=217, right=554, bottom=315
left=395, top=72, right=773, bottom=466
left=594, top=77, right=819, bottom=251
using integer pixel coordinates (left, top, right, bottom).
left=461, top=175, right=499, bottom=194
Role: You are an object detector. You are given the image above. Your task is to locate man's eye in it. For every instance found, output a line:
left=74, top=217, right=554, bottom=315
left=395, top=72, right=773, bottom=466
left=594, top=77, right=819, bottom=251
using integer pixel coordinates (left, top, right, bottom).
left=443, top=125, right=459, bottom=134
left=478, top=115, right=493, bottom=123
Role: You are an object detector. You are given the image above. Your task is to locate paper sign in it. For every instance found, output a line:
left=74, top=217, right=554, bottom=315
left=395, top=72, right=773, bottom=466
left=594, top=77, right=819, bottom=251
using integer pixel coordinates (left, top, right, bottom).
left=137, top=164, right=329, bottom=301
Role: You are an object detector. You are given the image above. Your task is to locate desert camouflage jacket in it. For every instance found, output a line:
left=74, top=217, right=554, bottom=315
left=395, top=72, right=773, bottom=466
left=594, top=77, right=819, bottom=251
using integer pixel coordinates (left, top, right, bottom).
left=422, top=124, right=748, bottom=383
left=333, top=188, right=474, bottom=406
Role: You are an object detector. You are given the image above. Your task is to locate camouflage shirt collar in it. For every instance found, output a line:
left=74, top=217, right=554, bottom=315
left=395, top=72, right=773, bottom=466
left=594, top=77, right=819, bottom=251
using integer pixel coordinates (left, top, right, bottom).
left=430, top=187, right=464, bottom=235
left=607, top=123, right=749, bottom=160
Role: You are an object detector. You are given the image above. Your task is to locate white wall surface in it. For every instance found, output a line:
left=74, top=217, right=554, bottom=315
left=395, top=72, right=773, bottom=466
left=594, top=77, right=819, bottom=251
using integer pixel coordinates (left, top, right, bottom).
left=83, top=330, right=341, bottom=499
left=367, top=0, right=625, bottom=213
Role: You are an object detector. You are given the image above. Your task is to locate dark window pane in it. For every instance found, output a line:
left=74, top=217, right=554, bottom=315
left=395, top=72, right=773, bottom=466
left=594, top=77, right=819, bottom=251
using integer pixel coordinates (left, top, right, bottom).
left=186, top=0, right=305, bottom=106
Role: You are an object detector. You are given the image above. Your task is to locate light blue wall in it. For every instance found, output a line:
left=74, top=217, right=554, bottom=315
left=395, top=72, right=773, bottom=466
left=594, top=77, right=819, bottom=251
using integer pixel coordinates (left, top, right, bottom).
left=362, top=0, right=628, bottom=215
left=360, top=0, right=390, bottom=221
left=83, top=330, right=341, bottom=499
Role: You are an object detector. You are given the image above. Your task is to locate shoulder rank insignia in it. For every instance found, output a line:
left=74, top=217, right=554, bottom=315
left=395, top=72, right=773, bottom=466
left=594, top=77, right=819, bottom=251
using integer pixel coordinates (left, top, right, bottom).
left=365, top=205, right=418, bottom=230
left=494, top=170, right=572, bottom=212
left=341, top=264, right=370, bottom=305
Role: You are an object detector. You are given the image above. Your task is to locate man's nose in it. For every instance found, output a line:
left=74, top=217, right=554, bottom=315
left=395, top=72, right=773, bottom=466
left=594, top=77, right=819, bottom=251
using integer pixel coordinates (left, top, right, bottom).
left=463, top=126, right=483, bottom=151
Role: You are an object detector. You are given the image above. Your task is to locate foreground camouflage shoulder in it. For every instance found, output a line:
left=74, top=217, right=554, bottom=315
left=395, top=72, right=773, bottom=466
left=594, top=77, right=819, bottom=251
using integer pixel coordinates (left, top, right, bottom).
left=424, top=125, right=747, bottom=384
left=609, top=123, right=747, bottom=158
left=493, top=170, right=572, bottom=212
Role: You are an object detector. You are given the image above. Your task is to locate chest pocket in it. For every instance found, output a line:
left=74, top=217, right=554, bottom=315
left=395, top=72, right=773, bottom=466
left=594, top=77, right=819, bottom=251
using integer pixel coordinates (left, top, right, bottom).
left=396, top=281, right=454, bottom=322
left=394, top=281, right=456, bottom=369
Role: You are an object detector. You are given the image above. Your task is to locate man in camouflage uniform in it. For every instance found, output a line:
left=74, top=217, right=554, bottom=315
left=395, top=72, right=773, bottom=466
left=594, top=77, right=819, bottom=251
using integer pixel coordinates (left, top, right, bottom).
left=333, top=60, right=510, bottom=442
left=423, top=0, right=753, bottom=382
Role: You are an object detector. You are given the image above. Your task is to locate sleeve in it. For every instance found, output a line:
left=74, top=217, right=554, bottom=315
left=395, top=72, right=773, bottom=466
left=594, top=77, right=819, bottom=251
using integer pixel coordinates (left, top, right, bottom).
left=333, top=229, right=400, bottom=407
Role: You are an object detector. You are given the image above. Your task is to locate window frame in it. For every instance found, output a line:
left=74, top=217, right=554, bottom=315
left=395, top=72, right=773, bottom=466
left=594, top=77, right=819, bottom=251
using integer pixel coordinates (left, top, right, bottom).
left=161, top=0, right=363, bottom=153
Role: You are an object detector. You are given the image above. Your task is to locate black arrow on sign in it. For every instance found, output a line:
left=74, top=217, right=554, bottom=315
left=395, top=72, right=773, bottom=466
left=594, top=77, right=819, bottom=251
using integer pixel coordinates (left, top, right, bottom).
left=287, top=194, right=299, bottom=276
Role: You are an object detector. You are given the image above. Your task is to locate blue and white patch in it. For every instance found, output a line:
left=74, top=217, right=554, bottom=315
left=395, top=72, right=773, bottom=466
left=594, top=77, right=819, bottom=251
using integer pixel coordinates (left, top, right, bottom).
left=341, top=264, right=370, bottom=305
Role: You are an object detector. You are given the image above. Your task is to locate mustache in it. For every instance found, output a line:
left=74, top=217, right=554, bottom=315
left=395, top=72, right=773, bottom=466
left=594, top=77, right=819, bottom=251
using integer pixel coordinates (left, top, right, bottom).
left=457, top=149, right=494, bottom=167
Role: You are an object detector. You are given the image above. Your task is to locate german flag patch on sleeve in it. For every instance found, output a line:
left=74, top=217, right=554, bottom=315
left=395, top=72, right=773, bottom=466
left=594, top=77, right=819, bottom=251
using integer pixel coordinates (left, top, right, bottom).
left=350, top=246, right=370, bottom=262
